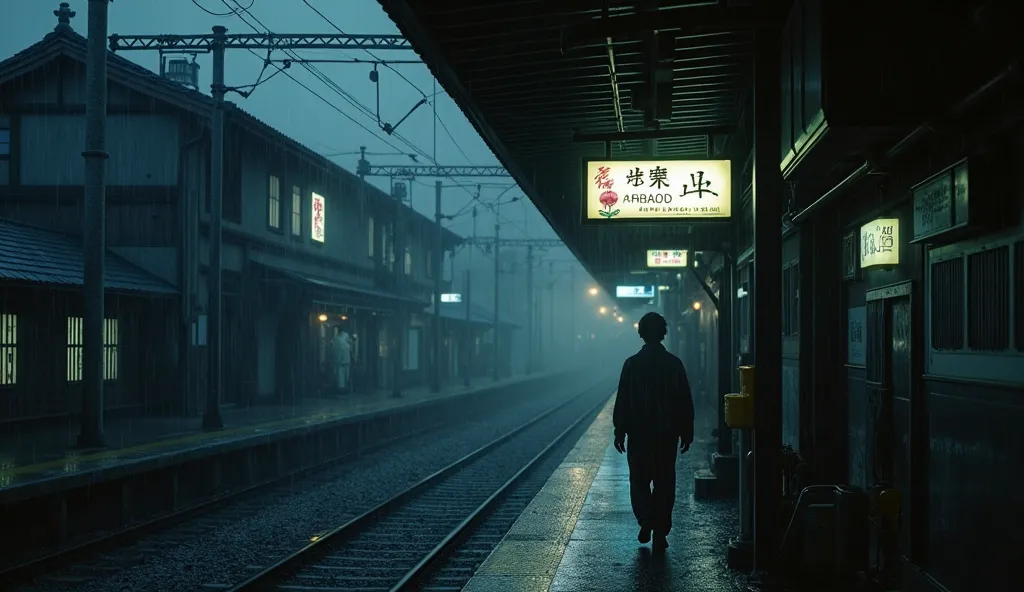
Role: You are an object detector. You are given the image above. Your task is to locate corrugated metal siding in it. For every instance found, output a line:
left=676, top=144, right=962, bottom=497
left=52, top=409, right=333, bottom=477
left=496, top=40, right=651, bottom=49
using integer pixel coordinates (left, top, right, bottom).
left=19, top=114, right=179, bottom=185
left=967, top=246, right=1010, bottom=351
left=930, top=257, right=964, bottom=350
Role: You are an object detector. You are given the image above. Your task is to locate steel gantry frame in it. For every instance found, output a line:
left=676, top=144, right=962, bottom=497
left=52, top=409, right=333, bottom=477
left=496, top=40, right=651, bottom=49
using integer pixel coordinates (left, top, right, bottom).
left=106, top=27, right=424, bottom=430
left=356, top=150, right=517, bottom=390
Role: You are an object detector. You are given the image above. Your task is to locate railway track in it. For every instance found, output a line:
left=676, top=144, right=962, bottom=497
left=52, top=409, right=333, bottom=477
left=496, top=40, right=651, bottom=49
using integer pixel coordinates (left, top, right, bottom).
left=0, top=376, right=600, bottom=591
left=221, top=384, right=612, bottom=592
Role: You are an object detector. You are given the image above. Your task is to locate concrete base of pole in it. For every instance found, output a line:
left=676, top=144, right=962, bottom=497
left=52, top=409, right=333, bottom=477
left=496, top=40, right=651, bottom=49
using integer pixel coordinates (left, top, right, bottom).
left=202, top=411, right=223, bottom=430
left=76, top=431, right=105, bottom=449
left=727, top=537, right=754, bottom=571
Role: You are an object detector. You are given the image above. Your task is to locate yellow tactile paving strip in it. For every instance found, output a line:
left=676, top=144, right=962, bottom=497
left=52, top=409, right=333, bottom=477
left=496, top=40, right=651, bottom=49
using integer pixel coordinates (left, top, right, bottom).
left=461, top=393, right=615, bottom=592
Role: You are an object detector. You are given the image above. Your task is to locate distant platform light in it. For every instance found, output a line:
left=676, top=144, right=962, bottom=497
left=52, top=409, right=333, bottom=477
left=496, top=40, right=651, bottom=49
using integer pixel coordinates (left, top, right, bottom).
left=692, top=301, right=702, bottom=311
left=588, top=286, right=599, bottom=296
left=617, top=316, right=624, bottom=323
left=633, top=322, right=639, bottom=329
left=317, top=313, right=329, bottom=322
left=599, top=306, right=608, bottom=315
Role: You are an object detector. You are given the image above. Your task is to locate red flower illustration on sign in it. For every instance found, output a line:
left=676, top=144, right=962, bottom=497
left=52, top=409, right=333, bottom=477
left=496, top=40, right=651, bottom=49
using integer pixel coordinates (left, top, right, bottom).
left=598, top=190, right=620, bottom=219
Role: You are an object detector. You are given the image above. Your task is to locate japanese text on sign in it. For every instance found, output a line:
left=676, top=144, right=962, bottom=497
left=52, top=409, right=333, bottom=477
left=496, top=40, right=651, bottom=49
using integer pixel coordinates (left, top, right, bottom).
left=859, top=218, right=899, bottom=268
left=646, top=249, right=689, bottom=268
left=585, top=160, right=732, bottom=221
left=311, top=192, right=325, bottom=243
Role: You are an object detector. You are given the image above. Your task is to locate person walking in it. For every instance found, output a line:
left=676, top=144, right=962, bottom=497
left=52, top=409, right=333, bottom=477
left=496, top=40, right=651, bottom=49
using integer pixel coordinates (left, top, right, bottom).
left=612, top=312, right=695, bottom=552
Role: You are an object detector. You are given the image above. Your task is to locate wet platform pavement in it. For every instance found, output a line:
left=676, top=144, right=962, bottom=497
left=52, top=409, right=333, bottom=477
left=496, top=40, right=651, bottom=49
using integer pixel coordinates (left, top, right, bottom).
left=464, top=396, right=747, bottom=592
left=0, top=372, right=547, bottom=495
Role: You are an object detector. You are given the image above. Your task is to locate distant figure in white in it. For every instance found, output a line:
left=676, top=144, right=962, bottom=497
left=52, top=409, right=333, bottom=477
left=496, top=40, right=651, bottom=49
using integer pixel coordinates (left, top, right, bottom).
left=331, top=327, right=353, bottom=394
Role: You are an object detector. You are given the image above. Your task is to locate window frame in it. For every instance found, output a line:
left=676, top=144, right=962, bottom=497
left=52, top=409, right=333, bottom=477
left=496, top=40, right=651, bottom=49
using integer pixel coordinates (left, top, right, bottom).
left=924, top=230, right=1023, bottom=384
left=268, top=174, right=282, bottom=231
left=0, top=313, right=17, bottom=386
left=290, top=185, right=302, bottom=238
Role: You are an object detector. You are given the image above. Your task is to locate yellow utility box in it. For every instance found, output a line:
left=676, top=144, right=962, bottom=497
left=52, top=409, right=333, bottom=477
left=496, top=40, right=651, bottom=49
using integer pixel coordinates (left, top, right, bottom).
left=725, top=365, right=756, bottom=429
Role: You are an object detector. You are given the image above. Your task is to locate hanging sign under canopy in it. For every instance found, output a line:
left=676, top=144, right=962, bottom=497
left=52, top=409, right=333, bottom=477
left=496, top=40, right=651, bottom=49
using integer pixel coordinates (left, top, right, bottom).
left=583, top=158, right=732, bottom=223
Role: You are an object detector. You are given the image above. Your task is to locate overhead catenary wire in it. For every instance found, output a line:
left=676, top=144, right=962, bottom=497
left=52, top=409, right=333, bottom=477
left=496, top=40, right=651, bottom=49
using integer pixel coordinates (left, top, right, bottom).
left=212, top=0, right=537, bottom=239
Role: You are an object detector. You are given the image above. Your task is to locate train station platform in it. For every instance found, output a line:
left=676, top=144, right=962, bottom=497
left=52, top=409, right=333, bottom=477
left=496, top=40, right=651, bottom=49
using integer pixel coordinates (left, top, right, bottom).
left=463, top=397, right=748, bottom=592
left=0, top=370, right=574, bottom=570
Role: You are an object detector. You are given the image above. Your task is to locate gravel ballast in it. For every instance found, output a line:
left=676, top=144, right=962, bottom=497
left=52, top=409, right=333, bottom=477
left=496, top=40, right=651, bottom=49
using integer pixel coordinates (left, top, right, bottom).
left=17, top=378, right=613, bottom=592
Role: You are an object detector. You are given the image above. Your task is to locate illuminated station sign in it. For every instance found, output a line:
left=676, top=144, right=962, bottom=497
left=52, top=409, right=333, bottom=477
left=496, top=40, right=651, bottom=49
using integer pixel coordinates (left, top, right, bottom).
left=616, top=285, right=656, bottom=299
left=860, top=218, right=900, bottom=268
left=584, top=159, right=732, bottom=222
left=647, top=249, right=688, bottom=268
left=440, top=293, right=462, bottom=303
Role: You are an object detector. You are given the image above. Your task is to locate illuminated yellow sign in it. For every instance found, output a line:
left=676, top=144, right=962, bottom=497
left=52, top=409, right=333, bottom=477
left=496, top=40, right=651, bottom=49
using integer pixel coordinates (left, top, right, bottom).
left=647, top=249, right=688, bottom=268
left=584, top=159, right=732, bottom=221
left=859, top=218, right=899, bottom=268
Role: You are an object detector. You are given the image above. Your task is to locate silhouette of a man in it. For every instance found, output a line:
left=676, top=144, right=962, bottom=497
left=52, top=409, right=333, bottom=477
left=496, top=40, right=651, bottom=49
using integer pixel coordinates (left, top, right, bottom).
left=613, top=312, right=695, bottom=551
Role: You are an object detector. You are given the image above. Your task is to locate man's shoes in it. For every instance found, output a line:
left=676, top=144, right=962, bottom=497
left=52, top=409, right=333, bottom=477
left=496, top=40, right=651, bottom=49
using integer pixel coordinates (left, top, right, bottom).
left=637, top=527, right=652, bottom=544
left=652, top=534, right=669, bottom=552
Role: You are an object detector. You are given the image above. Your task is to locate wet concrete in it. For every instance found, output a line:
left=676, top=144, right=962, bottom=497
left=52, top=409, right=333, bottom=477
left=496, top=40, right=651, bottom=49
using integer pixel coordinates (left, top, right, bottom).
left=465, top=393, right=750, bottom=592
left=549, top=441, right=748, bottom=592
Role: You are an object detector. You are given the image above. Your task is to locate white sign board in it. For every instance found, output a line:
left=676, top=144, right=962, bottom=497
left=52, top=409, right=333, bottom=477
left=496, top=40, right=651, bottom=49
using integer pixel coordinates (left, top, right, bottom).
left=860, top=218, right=899, bottom=268
left=615, top=285, right=656, bottom=299
left=440, top=293, right=462, bottom=303
left=847, top=306, right=866, bottom=366
left=585, top=159, right=732, bottom=221
left=311, top=192, right=326, bottom=243
left=647, top=249, right=688, bottom=268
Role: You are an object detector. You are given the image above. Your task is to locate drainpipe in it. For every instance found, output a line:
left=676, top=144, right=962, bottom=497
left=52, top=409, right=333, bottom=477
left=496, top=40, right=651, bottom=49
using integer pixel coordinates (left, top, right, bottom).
left=791, top=62, right=1019, bottom=225
left=178, top=123, right=206, bottom=415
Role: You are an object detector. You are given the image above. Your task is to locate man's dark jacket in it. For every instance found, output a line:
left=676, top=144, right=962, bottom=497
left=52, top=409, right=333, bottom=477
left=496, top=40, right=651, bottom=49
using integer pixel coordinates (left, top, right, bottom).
left=613, top=343, right=695, bottom=444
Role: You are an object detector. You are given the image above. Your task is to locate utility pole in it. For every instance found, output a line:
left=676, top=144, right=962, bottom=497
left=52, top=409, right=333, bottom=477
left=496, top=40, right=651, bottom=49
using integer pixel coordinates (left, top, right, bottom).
left=432, top=180, right=443, bottom=392
left=492, top=202, right=501, bottom=381
left=79, top=0, right=109, bottom=447
left=525, top=246, right=534, bottom=374
left=548, top=261, right=555, bottom=356
left=462, top=199, right=477, bottom=387
left=391, top=178, right=406, bottom=398
left=570, top=264, right=576, bottom=355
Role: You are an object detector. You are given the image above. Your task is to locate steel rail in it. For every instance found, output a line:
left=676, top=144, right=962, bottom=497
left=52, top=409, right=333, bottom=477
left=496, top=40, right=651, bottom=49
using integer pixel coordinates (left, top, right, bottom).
left=226, top=381, right=611, bottom=591
left=0, top=371, right=578, bottom=586
left=389, top=391, right=611, bottom=591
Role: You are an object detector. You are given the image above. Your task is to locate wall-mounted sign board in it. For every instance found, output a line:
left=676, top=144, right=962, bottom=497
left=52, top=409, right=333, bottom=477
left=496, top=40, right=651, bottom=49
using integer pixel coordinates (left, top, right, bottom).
left=616, top=285, right=656, bottom=299
left=646, top=250, right=688, bottom=268
left=311, top=192, right=326, bottom=243
left=583, top=159, right=732, bottom=223
left=440, top=293, right=462, bottom=303
left=912, top=159, right=970, bottom=243
left=860, top=218, right=900, bottom=269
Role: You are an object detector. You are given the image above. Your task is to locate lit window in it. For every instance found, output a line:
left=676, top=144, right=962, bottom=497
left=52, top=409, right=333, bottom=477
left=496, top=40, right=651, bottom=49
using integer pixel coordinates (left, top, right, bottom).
left=404, top=247, right=412, bottom=275
left=0, top=313, right=17, bottom=386
left=67, top=317, right=119, bottom=382
left=268, top=175, right=281, bottom=229
left=368, top=217, right=375, bottom=258
left=104, top=318, right=119, bottom=380
left=67, top=317, right=83, bottom=382
left=291, top=186, right=301, bottom=236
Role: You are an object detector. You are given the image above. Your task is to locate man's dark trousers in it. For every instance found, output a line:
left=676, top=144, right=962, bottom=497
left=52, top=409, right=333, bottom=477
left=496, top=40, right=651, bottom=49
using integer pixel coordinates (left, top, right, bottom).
left=626, top=435, right=679, bottom=535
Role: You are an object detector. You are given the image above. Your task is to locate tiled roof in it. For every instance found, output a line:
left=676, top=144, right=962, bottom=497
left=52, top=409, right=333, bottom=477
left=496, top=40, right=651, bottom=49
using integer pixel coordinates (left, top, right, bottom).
left=0, top=24, right=462, bottom=246
left=0, top=218, right=177, bottom=294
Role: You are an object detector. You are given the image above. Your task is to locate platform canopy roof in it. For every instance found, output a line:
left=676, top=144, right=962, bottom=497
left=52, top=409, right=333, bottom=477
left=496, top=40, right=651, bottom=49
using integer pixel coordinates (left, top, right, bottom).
left=379, top=0, right=786, bottom=288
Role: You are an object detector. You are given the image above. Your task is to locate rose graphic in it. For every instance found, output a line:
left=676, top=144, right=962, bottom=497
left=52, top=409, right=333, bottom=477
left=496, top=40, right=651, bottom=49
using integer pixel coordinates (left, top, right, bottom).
left=598, top=190, right=620, bottom=219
